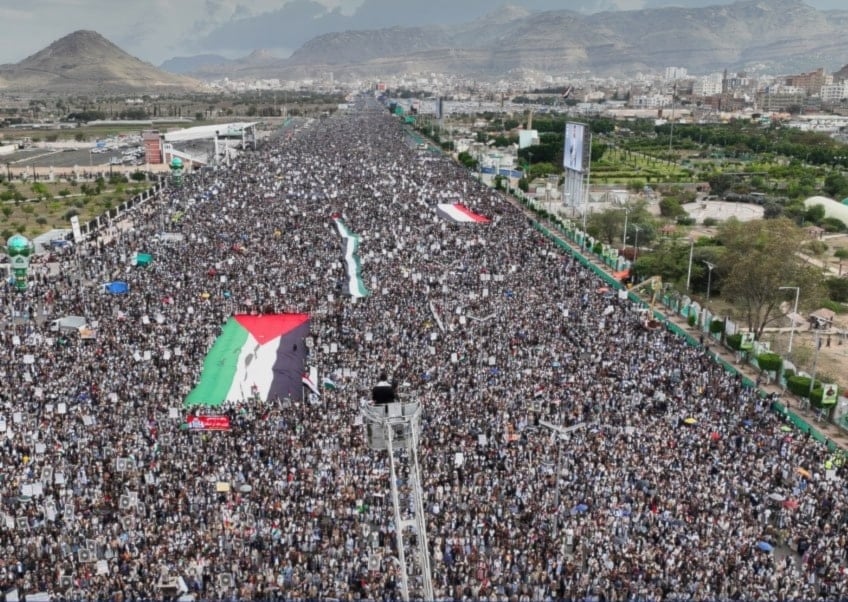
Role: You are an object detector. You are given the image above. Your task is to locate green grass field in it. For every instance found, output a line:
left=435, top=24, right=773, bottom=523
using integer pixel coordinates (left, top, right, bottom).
left=0, top=178, right=152, bottom=238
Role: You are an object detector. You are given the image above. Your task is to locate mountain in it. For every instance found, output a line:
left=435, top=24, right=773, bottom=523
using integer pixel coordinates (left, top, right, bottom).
left=160, top=49, right=286, bottom=80
left=173, top=0, right=848, bottom=80
left=0, top=30, right=200, bottom=94
left=159, top=54, right=230, bottom=75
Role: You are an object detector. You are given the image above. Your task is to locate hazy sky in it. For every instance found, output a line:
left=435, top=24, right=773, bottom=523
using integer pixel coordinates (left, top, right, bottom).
left=1, top=0, right=844, bottom=66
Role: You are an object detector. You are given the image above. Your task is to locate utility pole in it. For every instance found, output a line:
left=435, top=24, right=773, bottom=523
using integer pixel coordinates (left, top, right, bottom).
left=539, top=421, right=586, bottom=548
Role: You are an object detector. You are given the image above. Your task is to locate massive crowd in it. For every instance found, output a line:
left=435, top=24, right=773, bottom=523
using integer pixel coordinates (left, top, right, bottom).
left=0, top=97, right=846, bottom=602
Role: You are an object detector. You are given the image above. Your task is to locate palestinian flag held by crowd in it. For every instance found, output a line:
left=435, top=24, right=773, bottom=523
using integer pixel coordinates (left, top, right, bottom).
left=185, top=314, right=310, bottom=408
left=332, top=214, right=370, bottom=298
left=436, top=203, right=491, bottom=224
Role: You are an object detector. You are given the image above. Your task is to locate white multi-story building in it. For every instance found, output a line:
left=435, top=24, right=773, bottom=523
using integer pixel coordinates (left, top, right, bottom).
left=630, top=93, right=672, bottom=109
left=692, top=73, right=724, bottom=97
left=821, top=82, right=848, bottom=104
left=664, top=67, right=688, bottom=81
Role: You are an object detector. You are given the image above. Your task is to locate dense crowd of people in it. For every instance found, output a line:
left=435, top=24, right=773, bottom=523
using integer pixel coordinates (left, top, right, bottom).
left=0, top=97, right=847, bottom=601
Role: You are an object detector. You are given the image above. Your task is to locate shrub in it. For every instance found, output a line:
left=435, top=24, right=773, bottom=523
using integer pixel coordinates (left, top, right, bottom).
left=787, top=375, right=817, bottom=398
left=592, top=242, right=603, bottom=255
left=709, top=319, right=725, bottom=335
left=702, top=217, right=719, bottom=227
left=688, top=313, right=697, bottom=327
left=63, top=209, right=79, bottom=220
left=726, top=333, right=743, bottom=351
left=804, top=240, right=828, bottom=256
left=820, top=299, right=847, bottom=314
left=757, top=352, right=782, bottom=373
left=825, top=277, right=848, bottom=303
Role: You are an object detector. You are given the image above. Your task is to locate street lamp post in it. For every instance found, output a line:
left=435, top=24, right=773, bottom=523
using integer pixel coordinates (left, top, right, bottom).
left=808, top=330, right=822, bottom=405
left=622, top=206, right=629, bottom=249
left=703, top=261, right=716, bottom=302
left=633, top=225, right=642, bottom=262
left=779, top=286, right=800, bottom=358
left=686, top=238, right=694, bottom=293
left=539, top=421, right=586, bottom=548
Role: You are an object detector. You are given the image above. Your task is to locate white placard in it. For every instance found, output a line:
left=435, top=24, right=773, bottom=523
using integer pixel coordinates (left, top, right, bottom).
left=23, top=354, right=35, bottom=365
left=21, top=484, right=33, bottom=497
left=96, top=560, right=109, bottom=575
left=488, top=356, right=496, bottom=366
left=450, top=353, right=458, bottom=363
left=54, top=473, right=65, bottom=485
left=13, top=413, right=21, bottom=424
left=142, top=315, right=150, bottom=325
left=35, top=443, right=46, bottom=454
left=82, top=416, right=95, bottom=426
left=365, top=333, right=373, bottom=342
left=330, top=343, right=338, bottom=353
left=169, top=408, right=179, bottom=419
left=57, top=403, right=67, bottom=415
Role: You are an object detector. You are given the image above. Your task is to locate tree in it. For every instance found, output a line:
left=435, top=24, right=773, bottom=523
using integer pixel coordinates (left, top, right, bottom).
left=457, top=151, right=476, bottom=170
left=804, top=203, right=826, bottom=225
left=587, top=208, right=626, bottom=245
left=707, top=173, right=735, bottom=197
left=824, top=172, right=848, bottom=199
left=718, top=218, right=824, bottom=339
left=658, top=197, right=686, bottom=218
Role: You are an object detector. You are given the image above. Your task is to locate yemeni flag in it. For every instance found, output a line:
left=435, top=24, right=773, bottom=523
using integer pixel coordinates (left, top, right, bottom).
left=332, top=216, right=370, bottom=298
left=436, top=203, right=491, bottom=224
left=185, top=314, right=309, bottom=408
left=302, top=368, right=320, bottom=397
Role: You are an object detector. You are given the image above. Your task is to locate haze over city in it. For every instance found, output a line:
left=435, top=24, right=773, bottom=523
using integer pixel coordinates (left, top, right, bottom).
left=1, top=0, right=845, bottom=65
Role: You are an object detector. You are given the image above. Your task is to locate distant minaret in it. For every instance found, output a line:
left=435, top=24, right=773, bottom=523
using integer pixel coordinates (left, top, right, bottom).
left=722, top=69, right=729, bottom=95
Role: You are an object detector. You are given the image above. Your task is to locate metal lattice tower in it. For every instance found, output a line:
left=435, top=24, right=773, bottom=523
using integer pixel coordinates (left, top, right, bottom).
left=362, top=401, right=434, bottom=602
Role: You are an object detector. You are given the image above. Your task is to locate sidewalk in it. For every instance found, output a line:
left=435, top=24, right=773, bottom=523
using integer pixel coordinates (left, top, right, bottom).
left=519, top=202, right=848, bottom=452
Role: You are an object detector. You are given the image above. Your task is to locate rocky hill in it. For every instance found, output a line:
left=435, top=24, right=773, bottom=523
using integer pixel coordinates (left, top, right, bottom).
left=167, top=0, right=848, bottom=80
left=0, top=30, right=200, bottom=94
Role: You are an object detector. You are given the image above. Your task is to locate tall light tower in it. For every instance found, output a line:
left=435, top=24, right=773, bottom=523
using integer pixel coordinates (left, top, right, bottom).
left=362, top=400, right=434, bottom=602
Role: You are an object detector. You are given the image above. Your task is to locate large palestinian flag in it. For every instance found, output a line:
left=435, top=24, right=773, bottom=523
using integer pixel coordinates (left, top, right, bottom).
left=436, top=203, right=490, bottom=223
left=185, top=314, right=309, bottom=407
left=333, top=216, right=370, bottom=298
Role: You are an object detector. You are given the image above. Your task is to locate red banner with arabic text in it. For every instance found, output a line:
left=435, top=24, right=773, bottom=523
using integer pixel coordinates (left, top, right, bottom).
left=186, top=415, right=231, bottom=431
